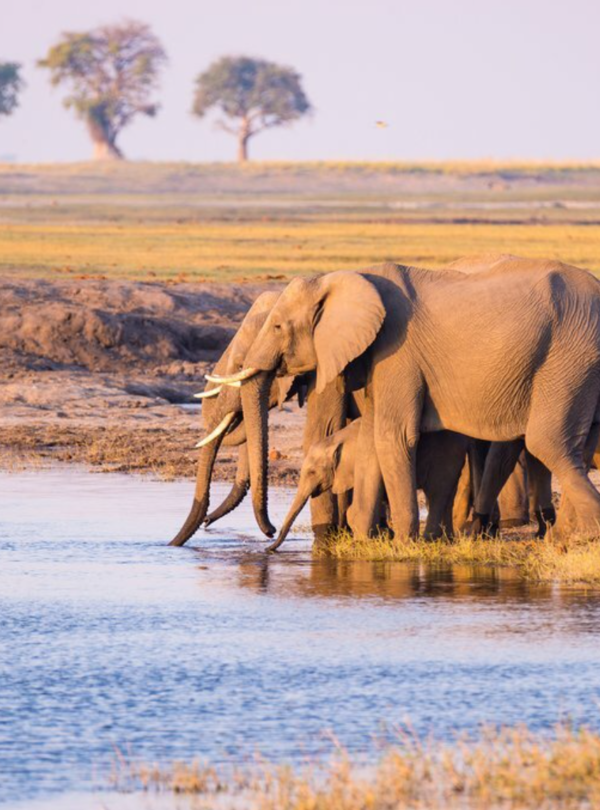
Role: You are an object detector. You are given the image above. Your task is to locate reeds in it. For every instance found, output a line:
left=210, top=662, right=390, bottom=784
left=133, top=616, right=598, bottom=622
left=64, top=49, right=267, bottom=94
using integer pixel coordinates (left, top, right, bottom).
left=112, top=722, right=600, bottom=808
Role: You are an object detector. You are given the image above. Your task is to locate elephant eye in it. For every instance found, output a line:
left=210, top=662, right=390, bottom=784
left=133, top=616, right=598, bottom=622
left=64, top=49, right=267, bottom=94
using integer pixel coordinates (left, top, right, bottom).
left=273, top=322, right=282, bottom=331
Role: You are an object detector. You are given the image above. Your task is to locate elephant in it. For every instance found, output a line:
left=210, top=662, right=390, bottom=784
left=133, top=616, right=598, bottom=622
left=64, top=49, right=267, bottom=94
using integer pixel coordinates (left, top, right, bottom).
left=269, top=418, right=468, bottom=551
left=453, top=440, right=557, bottom=537
left=209, top=256, right=600, bottom=539
left=170, top=291, right=349, bottom=546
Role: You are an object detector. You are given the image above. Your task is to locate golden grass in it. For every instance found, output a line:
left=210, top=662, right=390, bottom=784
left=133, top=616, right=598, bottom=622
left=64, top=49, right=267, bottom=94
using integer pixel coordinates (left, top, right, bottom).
left=319, top=529, right=600, bottom=585
left=113, top=723, right=600, bottom=808
left=5, top=158, right=600, bottom=177
left=3, top=219, right=600, bottom=281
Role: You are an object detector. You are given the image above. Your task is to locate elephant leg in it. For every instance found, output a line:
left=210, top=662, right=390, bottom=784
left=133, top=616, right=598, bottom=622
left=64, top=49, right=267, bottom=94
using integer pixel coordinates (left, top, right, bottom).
left=555, top=421, right=600, bottom=535
left=525, top=451, right=555, bottom=537
left=419, top=432, right=468, bottom=539
left=452, top=459, right=472, bottom=533
left=375, top=411, right=420, bottom=539
left=498, top=452, right=530, bottom=528
left=337, top=490, right=351, bottom=530
left=472, top=439, right=524, bottom=535
left=309, top=492, right=338, bottom=542
left=348, top=401, right=386, bottom=537
left=527, top=404, right=600, bottom=537
left=303, top=379, right=346, bottom=540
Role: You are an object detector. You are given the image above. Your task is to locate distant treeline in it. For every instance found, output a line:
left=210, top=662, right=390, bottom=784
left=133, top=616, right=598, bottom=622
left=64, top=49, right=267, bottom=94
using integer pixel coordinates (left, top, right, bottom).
left=0, top=19, right=311, bottom=163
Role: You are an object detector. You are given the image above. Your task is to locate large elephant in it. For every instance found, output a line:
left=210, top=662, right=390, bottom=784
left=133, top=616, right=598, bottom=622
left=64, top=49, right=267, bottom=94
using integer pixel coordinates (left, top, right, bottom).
left=209, top=257, right=600, bottom=538
left=170, top=291, right=348, bottom=546
left=269, top=418, right=467, bottom=551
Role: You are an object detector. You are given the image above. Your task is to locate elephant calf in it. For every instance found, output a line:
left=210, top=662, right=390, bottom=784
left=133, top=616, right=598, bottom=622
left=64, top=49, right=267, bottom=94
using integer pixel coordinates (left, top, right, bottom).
left=269, top=420, right=467, bottom=551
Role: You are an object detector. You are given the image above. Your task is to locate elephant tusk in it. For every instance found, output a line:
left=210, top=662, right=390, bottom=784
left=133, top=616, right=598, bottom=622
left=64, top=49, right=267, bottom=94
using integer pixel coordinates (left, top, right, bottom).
left=195, top=412, right=236, bottom=448
left=205, top=367, right=260, bottom=386
left=193, top=386, right=222, bottom=399
left=204, top=375, right=242, bottom=388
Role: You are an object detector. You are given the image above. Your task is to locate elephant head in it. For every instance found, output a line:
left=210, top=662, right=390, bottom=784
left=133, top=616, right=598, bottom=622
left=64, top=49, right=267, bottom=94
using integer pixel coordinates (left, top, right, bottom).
left=268, top=418, right=360, bottom=552
left=209, top=272, right=386, bottom=533
left=169, top=290, right=301, bottom=546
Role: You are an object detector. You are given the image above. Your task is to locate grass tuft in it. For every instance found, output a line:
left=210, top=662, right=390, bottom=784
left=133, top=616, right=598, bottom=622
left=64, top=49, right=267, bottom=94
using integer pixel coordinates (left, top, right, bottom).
left=317, top=528, right=600, bottom=585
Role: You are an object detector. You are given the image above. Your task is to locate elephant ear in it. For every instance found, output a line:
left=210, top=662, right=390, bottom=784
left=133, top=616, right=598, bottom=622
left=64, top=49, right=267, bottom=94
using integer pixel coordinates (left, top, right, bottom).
left=330, top=444, right=353, bottom=494
left=313, top=272, right=386, bottom=394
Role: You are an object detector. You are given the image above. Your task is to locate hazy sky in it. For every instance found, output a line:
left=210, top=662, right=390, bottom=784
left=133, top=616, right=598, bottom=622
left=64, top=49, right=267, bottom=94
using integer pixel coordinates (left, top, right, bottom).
left=1, top=0, right=599, bottom=163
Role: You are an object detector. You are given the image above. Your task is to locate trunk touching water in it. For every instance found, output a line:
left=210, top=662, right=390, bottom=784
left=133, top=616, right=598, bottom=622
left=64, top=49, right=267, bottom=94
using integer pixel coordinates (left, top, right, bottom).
left=241, top=371, right=276, bottom=537
left=169, top=431, right=226, bottom=546
left=204, top=444, right=250, bottom=527
left=268, top=488, right=310, bottom=552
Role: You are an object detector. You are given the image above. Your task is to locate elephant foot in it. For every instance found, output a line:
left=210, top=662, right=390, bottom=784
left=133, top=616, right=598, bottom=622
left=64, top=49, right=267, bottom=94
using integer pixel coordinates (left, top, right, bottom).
left=471, top=512, right=500, bottom=538
left=312, top=523, right=335, bottom=543
left=534, top=506, right=557, bottom=538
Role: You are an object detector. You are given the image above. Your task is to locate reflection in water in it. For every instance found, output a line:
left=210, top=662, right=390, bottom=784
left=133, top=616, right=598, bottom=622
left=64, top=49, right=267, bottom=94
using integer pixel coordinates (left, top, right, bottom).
left=1, top=468, right=600, bottom=810
left=233, top=550, right=578, bottom=607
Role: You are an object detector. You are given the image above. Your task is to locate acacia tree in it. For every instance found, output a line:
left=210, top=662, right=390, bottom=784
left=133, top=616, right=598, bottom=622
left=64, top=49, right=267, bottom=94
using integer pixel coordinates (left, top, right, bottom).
left=0, top=62, right=23, bottom=119
left=38, top=20, right=167, bottom=160
left=192, top=56, right=311, bottom=163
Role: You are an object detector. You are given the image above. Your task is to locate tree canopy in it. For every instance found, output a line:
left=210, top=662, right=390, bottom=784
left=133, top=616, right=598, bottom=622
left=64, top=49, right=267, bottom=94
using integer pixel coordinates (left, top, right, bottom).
left=192, top=56, right=311, bottom=162
left=38, top=20, right=167, bottom=160
left=0, top=62, right=24, bottom=118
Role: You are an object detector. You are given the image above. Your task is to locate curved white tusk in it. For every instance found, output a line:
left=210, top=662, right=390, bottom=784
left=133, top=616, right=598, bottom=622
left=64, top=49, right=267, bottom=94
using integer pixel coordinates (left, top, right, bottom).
left=193, top=386, right=222, bottom=399
left=194, top=412, right=236, bottom=448
left=205, top=367, right=260, bottom=385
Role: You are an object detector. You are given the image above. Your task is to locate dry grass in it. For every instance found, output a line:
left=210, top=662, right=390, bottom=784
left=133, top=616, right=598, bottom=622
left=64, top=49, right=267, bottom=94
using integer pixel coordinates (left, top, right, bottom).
left=2, top=219, right=600, bottom=281
left=318, top=529, right=600, bottom=585
left=112, top=723, right=600, bottom=808
left=3, top=161, right=600, bottom=281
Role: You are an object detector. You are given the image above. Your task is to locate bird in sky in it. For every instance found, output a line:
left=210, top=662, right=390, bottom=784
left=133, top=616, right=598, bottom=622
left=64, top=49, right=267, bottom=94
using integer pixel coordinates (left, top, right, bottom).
left=375, top=120, right=389, bottom=128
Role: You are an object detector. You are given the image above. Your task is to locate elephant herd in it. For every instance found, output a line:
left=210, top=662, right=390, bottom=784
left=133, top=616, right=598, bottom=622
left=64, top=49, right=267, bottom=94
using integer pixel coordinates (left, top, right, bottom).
left=170, top=253, right=600, bottom=549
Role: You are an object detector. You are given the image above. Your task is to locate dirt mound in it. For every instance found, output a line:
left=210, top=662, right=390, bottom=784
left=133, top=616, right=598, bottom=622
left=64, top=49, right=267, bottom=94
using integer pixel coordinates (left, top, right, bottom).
left=0, top=278, right=277, bottom=373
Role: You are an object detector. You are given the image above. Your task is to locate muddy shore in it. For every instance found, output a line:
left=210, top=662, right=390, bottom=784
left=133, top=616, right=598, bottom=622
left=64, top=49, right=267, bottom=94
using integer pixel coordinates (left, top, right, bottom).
left=0, top=276, right=304, bottom=484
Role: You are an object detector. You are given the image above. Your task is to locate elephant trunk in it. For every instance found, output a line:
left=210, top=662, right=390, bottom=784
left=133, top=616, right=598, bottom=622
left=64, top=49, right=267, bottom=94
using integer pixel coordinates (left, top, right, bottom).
left=169, top=430, right=226, bottom=546
left=204, top=444, right=250, bottom=527
left=268, top=488, right=311, bottom=552
left=241, top=371, right=276, bottom=537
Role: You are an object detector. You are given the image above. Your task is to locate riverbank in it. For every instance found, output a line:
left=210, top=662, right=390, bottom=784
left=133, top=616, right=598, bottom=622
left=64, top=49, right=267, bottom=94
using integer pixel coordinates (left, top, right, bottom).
left=0, top=275, right=304, bottom=484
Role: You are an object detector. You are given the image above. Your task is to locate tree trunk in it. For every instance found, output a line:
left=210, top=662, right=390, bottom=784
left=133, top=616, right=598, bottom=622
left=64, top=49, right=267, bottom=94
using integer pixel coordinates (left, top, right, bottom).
left=87, top=117, right=123, bottom=161
left=237, top=118, right=251, bottom=163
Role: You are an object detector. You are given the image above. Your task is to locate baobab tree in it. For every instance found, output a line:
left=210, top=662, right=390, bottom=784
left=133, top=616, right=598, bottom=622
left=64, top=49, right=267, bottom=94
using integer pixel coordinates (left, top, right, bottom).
left=39, top=20, right=167, bottom=160
left=0, top=62, right=23, bottom=119
left=192, top=56, right=311, bottom=163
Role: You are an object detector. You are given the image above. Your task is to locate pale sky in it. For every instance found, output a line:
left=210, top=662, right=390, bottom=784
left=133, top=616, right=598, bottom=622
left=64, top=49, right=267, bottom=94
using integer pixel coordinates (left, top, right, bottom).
left=1, top=0, right=599, bottom=163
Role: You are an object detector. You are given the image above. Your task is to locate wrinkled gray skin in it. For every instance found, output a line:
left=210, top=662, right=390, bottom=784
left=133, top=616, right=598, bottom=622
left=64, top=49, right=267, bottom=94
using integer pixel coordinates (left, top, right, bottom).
left=170, top=292, right=347, bottom=546
left=270, top=419, right=468, bottom=551
left=444, top=256, right=557, bottom=537
left=237, top=257, right=600, bottom=538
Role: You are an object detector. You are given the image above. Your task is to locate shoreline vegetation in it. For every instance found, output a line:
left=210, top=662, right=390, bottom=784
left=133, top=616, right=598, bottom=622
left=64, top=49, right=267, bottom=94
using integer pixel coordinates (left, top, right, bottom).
left=112, top=723, right=600, bottom=809
left=319, top=529, right=600, bottom=586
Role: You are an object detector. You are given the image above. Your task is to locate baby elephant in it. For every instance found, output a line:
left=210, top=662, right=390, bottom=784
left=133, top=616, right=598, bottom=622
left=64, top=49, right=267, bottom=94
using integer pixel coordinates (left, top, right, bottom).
left=268, top=419, right=466, bottom=551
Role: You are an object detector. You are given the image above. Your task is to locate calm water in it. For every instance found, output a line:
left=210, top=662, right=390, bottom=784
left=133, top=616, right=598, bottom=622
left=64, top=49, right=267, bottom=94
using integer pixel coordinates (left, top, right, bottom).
left=2, top=467, right=600, bottom=808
